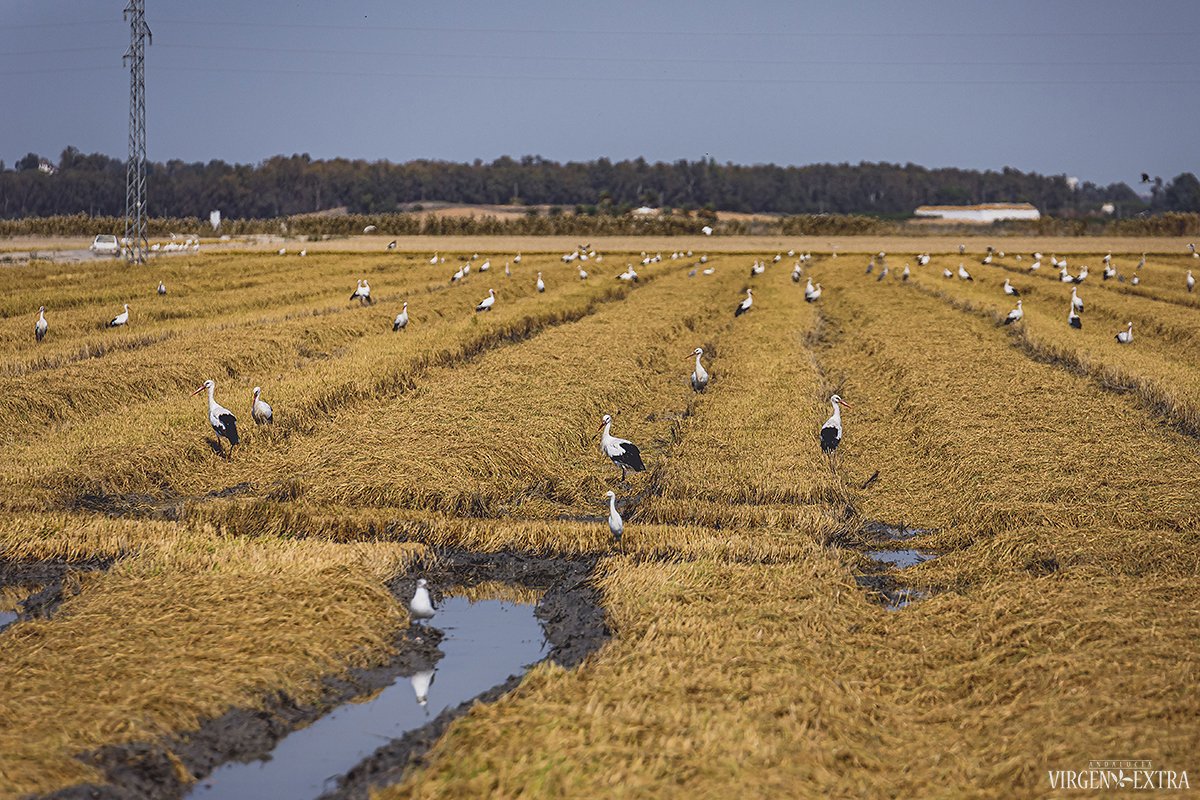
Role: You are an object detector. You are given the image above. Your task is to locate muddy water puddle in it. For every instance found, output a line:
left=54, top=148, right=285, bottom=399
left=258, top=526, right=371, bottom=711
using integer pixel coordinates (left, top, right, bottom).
left=188, top=596, right=547, bottom=800
left=0, top=584, right=44, bottom=631
left=867, top=549, right=934, bottom=569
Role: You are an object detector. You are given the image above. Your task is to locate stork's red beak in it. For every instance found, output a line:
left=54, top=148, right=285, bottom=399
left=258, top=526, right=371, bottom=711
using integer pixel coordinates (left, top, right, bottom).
left=191, top=385, right=206, bottom=396
left=838, top=400, right=852, bottom=410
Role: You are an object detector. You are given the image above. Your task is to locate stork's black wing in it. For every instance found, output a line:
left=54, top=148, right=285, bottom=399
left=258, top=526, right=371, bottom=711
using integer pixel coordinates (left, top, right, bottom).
left=216, top=413, right=240, bottom=445
left=820, top=425, right=841, bottom=453
left=615, top=442, right=645, bottom=472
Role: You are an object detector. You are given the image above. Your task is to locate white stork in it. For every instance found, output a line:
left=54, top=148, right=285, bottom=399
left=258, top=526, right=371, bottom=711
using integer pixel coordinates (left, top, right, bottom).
left=429, top=252, right=439, bottom=265
left=409, top=578, right=435, bottom=623
left=877, top=266, right=890, bottom=282
left=157, top=280, right=167, bottom=296
left=792, top=265, right=802, bottom=283
left=1068, top=302, right=1081, bottom=329
left=479, top=259, right=490, bottom=272
left=351, top=279, right=373, bottom=305
left=772, top=253, right=782, bottom=263
left=1029, top=259, right=1041, bottom=272
left=689, top=347, right=709, bottom=392
left=475, top=289, right=496, bottom=312
left=750, top=260, right=765, bottom=277
left=451, top=266, right=465, bottom=284
left=901, top=264, right=910, bottom=281
left=943, top=268, right=953, bottom=279
left=504, top=261, right=511, bottom=277
left=1115, top=322, right=1134, bottom=344
left=393, top=302, right=409, bottom=332
left=619, top=265, right=639, bottom=282
left=734, top=288, right=753, bottom=317
left=1187, top=271, right=1195, bottom=292
left=513, top=252, right=522, bottom=264
left=387, top=240, right=397, bottom=250
left=597, top=414, right=645, bottom=481
left=1071, top=287, right=1084, bottom=313
left=1076, top=265, right=1089, bottom=283
left=35, top=306, right=48, bottom=342
left=1060, top=265, right=1075, bottom=283
left=191, top=379, right=239, bottom=457
left=1131, top=275, right=1141, bottom=286
left=866, top=257, right=875, bottom=275
left=1004, top=300, right=1024, bottom=325
left=1003, top=278, right=1020, bottom=297
left=819, top=394, right=851, bottom=471
left=701, top=267, right=715, bottom=276
left=606, top=491, right=624, bottom=548
left=917, top=253, right=930, bottom=266
left=1103, top=263, right=1116, bottom=280
left=536, top=272, right=545, bottom=293
left=805, top=282, right=823, bottom=303
left=251, top=386, right=273, bottom=425
left=957, top=264, right=973, bottom=281
left=108, top=303, right=130, bottom=328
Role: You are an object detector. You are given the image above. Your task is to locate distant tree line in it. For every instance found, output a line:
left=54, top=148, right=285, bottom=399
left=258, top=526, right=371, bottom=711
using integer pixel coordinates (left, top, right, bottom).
left=2, top=146, right=1197, bottom=220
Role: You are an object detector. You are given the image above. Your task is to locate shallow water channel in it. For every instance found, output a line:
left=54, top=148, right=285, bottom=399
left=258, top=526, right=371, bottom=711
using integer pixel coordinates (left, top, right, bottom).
left=188, top=596, right=547, bottom=800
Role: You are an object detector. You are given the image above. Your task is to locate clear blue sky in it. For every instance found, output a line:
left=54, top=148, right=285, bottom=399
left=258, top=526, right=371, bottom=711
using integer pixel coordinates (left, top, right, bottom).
left=2, top=0, right=1196, bottom=186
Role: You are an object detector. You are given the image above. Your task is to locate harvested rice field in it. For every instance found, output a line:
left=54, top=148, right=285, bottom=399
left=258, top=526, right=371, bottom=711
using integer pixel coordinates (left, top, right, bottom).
left=1, top=242, right=1197, bottom=798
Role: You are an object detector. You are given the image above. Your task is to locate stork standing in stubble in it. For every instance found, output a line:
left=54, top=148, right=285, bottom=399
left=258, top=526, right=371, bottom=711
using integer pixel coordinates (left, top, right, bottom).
left=606, top=491, right=624, bottom=550
left=251, top=386, right=273, bottom=425
left=192, top=379, right=239, bottom=458
left=734, top=288, right=753, bottom=317
left=689, top=347, right=709, bottom=392
left=597, top=414, right=645, bottom=482
left=819, top=394, right=851, bottom=474
left=35, top=306, right=48, bottom=342
left=393, top=302, right=409, bottom=332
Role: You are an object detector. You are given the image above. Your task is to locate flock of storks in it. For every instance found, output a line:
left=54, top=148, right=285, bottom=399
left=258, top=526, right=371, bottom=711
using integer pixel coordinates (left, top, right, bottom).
left=24, top=241, right=1199, bottom=543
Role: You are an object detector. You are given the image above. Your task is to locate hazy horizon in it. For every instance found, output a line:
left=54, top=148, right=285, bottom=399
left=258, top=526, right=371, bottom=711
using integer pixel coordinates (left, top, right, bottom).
left=3, top=0, right=1197, bottom=188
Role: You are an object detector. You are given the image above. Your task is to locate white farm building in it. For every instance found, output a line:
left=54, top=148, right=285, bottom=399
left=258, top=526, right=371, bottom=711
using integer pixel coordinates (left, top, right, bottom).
left=913, top=202, right=1041, bottom=223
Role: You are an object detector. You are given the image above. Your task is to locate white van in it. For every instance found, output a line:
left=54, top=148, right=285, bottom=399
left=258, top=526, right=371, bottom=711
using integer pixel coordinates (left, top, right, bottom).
left=90, top=234, right=119, bottom=256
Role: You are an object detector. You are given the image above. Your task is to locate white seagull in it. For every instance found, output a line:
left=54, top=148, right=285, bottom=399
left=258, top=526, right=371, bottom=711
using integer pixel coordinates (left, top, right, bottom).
left=108, top=303, right=130, bottom=328
left=35, top=306, right=48, bottom=342
left=734, top=288, right=753, bottom=317
left=606, top=491, right=624, bottom=548
left=475, top=289, right=496, bottom=312
left=1115, top=322, right=1134, bottom=344
left=689, top=347, right=709, bottom=392
left=596, top=414, right=646, bottom=481
left=251, top=386, right=273, bottom=425
left=410, top=578, right=435, bottom=623
left=191, top=379, right=239, bottom=457
left=393, top=302, right=409, bottom=331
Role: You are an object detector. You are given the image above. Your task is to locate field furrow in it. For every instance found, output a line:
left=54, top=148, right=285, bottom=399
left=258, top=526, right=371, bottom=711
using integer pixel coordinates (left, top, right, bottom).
left=814, top=273, right=1200, bottom=538
left=0, top=259, right=656, bottom=509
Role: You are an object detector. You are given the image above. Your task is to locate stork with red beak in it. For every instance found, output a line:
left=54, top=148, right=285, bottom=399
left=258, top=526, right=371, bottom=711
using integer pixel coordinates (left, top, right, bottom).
left=192, top=379, right=239, bottom=457
left=596, top=414, right=645, bottom=482
left=820, top=394, right=851, bottom=472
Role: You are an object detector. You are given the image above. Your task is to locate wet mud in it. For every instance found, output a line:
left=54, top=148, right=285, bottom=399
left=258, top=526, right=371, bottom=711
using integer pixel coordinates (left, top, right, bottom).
left=45, top=549, right=608, bottom=800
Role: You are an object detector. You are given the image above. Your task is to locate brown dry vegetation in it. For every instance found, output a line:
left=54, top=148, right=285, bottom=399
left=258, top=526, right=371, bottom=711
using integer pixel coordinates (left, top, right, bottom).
left=1, top=245, right=1198, bottom=798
